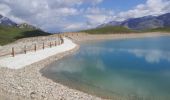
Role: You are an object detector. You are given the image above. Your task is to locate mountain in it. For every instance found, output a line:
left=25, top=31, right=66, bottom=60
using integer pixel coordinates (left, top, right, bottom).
left=0, top=14, right=51, bottom=45
left=100, top=13, right=170, bottom=30
left=17, top=23, right=38, bottom=30
left=0, top=14, right=17, bottom=26
left=0, top=25, right=50, bottom=45
left=99, top=21, right=122, bottom=28
left=0, top=14, right=39, bottom=30
left=121, top=15, right=163, bottom=30
left=157, top=13, right=170, bottom=27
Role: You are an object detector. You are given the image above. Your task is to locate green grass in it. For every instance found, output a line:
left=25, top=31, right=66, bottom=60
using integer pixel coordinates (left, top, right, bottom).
left=81, top=26, right=170, bottom=34
left=81, top=26, right=136, bottom=34
left=0, top=26, right=50, bottom=45
left=144, top=27, right=170, bottom=32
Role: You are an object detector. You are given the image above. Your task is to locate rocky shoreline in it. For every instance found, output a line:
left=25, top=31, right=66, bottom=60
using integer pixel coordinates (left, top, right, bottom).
left=64, top=32, right=170, bottom=42
left=0, top=46, right=103, bottom=100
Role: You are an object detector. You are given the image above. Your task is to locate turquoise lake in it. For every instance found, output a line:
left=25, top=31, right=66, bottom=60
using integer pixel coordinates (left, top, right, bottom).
left=41, top=36, right=170, bottom=100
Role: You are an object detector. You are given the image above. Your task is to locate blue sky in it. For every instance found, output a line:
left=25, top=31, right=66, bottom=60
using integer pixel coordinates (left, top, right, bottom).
left=98, top=0, right=145, bottom=11
left=0, top=0, right=170, bottom=32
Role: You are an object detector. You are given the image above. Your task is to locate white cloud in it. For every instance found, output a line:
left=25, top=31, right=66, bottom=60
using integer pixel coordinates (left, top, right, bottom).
left=0, top=0, right=104, bottom=32
left=0, top=4, right=11, bottom=15
left=64, top=23, right=85, bottom=31
left=84, top=7, right=114, bottom=27
left=86, top=15, right=109, bottom=25
left=0, top=0, right=170, bottom=32
left=113, top=0, right=170, bottom=21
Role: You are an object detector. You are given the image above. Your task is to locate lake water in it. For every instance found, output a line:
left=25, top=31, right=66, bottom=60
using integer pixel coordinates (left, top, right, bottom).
left=41, top=36, right=170, bottom=100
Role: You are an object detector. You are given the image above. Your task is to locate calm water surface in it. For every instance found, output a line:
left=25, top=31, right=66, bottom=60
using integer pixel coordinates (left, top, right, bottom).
left=41, top=36, right=170, bottom=100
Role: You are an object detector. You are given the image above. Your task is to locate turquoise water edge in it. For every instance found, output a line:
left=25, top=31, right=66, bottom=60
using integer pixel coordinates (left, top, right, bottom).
left=41, top=36, right=170, bottom=100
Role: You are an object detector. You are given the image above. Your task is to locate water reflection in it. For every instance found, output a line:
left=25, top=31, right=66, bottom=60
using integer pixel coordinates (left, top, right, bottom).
left=48, top=58, right=106, bottom=73
left=79, top=46, right=170, bottom=64
left=42, top=37, right=170, bottom=100
left=122, top=49, right=170, bottom=63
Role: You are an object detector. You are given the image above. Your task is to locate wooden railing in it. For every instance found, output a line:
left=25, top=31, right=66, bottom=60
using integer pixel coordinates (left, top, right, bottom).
left=0, top=36, right=64, bottom=57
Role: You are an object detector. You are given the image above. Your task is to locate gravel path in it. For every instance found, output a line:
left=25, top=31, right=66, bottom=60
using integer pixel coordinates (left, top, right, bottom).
left=0, top=38, right=76, bottom=69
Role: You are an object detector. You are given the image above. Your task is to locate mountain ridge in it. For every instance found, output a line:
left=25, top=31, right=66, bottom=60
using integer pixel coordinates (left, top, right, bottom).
left=100, top=13, right=170, bottom=30
left=0, top=14, right=17, bottom=26
left=0, top=14, right=39, bottom=30
left=0, top=14, right=50, bottom=45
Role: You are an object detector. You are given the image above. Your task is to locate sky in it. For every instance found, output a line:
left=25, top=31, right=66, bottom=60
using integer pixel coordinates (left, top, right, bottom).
left=0, top=0, right=170, bottom=32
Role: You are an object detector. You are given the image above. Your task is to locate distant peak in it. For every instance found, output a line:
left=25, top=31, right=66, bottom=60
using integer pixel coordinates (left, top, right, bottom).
left=17, top=23, right=38, bottom=30
left=0, top=14, right=17, bottom=26
left=99, top=12, right=170, bottom=30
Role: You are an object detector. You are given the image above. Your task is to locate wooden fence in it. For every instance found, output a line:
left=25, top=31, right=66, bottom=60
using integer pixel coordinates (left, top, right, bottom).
left=0, top=36, right=64, bottom=57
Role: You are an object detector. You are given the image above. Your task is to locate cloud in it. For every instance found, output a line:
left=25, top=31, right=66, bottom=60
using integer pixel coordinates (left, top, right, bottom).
left=0, top=4, right=10, bottom=15
left=0, top=0, right=105, bottom=32
left=0, top=0, right=170, bottom=32
left=113, top=0, right=170, bottom=21
left=63, top=23, right=85, bottom=31
left=84, top=7, right=114, bottom=26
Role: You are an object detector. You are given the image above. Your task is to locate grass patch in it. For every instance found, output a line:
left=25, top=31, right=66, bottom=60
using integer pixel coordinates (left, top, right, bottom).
left=0, top=26, right=50, bottom=45
left=144, top=27, right=170, bottom=32
left=81, top=26, right=170, bottom=34
left=81, top=26, right=137, bottom=34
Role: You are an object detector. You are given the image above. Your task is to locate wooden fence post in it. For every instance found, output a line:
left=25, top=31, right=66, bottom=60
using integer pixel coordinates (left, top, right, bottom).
left=34, top=44, right=37, bottom=52
left=12, top=47, right=15, bottom=57
left=55, top=41, right=57, bottom=46
left=24, top=45, right=27, bottom=54
left=61, top=38, right=64, bottom=44
left=43, top=42, right=45, bottom=50
left=59, top=36, right=61, bottom=45
left=60, top=37, right=62, bottom=45
left=61, top=35, right=63, bottom=43
left=50, top=42, right=52, bottom=48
